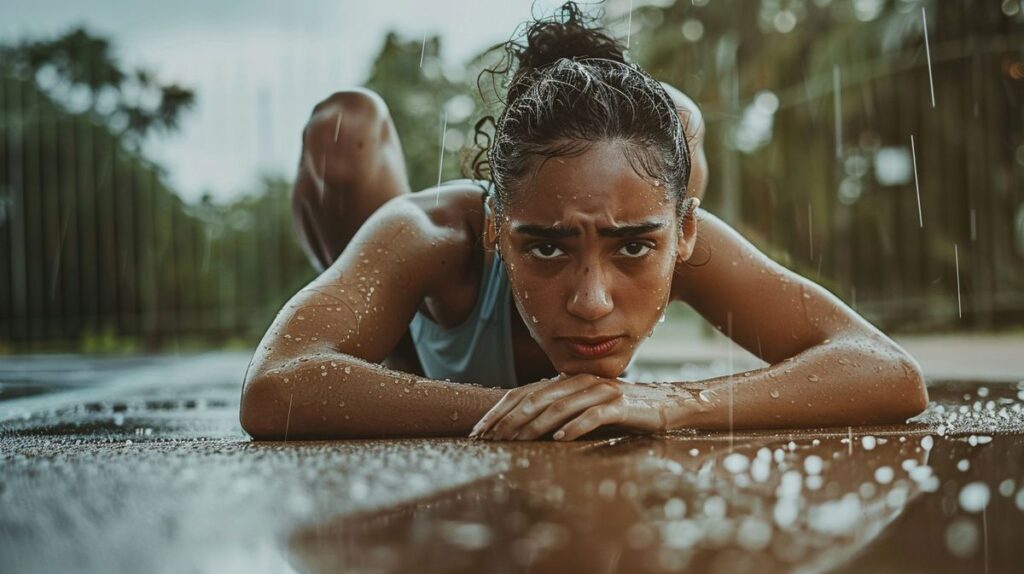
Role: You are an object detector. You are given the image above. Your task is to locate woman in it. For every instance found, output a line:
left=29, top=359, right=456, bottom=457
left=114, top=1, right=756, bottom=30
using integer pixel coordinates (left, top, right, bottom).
left=240, top=2, right=927, bottom=441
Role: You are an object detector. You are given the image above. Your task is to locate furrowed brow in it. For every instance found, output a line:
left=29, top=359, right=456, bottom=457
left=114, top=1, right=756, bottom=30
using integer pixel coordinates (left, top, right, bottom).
left=512, top=224, right=580, bottom=239
left=598, top=222, right=665, bottom=237
left=512, top=221, right=666, bottom=239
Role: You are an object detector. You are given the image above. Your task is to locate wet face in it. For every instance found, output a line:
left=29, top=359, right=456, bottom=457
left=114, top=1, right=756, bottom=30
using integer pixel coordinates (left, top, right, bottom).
left=491, top=140, right=690, bottom=379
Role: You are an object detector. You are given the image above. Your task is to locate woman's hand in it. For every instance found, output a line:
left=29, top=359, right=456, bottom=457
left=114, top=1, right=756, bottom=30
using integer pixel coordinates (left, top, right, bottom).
left=469, top=374, right=686, bottom=441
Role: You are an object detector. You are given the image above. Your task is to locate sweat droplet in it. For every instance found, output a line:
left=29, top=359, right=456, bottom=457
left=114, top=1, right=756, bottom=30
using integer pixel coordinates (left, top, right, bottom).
left=769, top=389, right=781, bottom=399
left=807, top=374, right=820, bottom=382
left=531, top=316, right=538, bottom=323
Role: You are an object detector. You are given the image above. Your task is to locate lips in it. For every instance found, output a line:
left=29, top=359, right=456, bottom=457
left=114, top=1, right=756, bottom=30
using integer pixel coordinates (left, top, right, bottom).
left=563, top=336, right=623, bottom=358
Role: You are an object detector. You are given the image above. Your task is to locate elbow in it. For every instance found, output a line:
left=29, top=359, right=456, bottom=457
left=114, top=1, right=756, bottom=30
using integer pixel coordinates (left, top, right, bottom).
left=240, top=374, right=289, bottom=440
left=892, top=352, right=929, bottom=421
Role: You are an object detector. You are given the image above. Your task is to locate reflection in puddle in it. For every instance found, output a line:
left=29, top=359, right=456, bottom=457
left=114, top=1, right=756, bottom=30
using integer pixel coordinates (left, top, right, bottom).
left=289, top=381, right=1024, bottom=573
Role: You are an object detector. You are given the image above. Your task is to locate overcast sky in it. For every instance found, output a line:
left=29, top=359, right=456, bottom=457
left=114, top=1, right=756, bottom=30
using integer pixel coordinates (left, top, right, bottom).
left=0, top=0, right=655, bottom=201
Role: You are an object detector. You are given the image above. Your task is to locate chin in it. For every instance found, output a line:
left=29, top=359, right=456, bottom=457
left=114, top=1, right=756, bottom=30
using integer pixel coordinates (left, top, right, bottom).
left=554, top=355, right=630, bottom=379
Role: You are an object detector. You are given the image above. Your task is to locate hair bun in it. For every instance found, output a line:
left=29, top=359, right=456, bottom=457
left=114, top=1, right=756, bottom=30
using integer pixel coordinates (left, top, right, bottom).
left=515, top=2, right=627, bottom=72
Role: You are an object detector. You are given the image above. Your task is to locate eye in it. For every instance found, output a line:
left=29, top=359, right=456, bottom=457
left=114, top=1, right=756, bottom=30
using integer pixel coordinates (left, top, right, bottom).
left=528, top=243, right=565, bottom=260
left=618, top=241, right=653, bottom=258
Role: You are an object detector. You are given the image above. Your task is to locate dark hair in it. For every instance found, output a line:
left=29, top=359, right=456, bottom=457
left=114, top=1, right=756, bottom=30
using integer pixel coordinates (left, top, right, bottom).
left=469, top=1, right=692, bottom=221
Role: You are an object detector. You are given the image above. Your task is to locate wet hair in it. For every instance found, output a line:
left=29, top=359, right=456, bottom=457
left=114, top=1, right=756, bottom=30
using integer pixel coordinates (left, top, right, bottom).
left=469, top=1, right=692, bottom=221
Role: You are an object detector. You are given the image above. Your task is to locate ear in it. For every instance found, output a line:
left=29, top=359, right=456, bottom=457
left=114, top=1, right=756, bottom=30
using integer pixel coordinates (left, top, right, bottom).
left=676, top=197, right=700, bottom=262
left=484, top=197, right=498, bottom=249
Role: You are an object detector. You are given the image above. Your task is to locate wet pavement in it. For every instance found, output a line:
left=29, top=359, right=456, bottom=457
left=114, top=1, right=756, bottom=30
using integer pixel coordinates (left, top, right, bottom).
left=1, top=352, right=1023, bottom=573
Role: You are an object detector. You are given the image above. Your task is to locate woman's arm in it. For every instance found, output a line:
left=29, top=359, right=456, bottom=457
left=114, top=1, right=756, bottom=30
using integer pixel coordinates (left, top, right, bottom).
left=664, top=210, right=928, bottom=429
left=471, top=210, right=928, bottom=441
left=240, top=194, right=505, bottom=440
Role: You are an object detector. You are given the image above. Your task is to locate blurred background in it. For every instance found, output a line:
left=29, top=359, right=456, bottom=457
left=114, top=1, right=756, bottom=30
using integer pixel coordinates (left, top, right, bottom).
left=0, top=0, right=1022, bottom=355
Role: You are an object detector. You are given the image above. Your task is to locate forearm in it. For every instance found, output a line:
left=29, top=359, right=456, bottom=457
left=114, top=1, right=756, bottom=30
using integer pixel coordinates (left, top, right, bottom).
left=664, top=335, right=928, bottom=430
left=240, top=353, right=505, bottom=440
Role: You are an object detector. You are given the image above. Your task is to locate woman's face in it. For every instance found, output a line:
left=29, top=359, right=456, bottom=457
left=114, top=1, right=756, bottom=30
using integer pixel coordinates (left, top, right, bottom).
left=492, top=140, right=689, bottom=379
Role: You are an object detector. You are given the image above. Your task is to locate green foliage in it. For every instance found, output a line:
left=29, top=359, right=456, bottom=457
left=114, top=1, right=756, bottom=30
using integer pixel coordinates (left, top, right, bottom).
left=364, top=32, right=481, bottom=191
left=627, top=0, right=1024, bottom=331
left=1, top=27, right=195, bottom=146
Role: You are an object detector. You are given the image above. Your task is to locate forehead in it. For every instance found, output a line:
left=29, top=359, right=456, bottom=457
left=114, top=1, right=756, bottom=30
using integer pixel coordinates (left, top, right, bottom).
left=505, top=140, right=673, bottom=226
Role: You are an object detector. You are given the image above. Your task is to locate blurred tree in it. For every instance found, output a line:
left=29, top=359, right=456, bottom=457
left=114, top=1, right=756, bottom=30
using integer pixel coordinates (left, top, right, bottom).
left=624, top=0, right=1024, bottom=331
left=365, top=32, right=478, bottom=192
left=1, top=27, right=195, bottom=148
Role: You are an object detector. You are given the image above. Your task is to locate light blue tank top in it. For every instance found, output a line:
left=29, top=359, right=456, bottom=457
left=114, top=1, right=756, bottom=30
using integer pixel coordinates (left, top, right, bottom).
left=408, top=181, right=520, bottom=389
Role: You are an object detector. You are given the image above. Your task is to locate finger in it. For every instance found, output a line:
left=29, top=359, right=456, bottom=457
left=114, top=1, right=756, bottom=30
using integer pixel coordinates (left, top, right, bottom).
left=470, top=388, right=527, bottom=438
left=485, top=375, right=598, bottom=440
left=472, top=378, right=564, bottom=438
left=472, top=377, right=573, bottom=439
left=553, top=403, right=626, bottom=441
left=514, top=383, right=623, bottom=441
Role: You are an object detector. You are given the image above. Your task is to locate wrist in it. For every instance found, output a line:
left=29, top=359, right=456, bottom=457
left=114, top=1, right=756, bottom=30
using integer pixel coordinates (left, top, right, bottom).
left=656, top=383, right=704, bottom=431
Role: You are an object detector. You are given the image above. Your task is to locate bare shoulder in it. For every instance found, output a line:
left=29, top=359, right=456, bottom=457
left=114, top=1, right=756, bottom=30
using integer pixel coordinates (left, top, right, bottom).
left=342, top=182, right=484, bottom=292
left=659, top=81, right=705, bottom=141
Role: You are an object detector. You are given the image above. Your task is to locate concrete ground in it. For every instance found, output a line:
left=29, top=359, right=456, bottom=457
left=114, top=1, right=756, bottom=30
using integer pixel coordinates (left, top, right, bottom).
left=1, top=337, right=1024, bottom=573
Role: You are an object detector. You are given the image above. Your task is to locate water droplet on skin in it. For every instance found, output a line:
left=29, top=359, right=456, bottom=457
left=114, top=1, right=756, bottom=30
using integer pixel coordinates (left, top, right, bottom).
left=344, top=366, right=352, bottom=374
left=808, top=374, right=820, bottom=382
left=838, top=358, right=851, bottom=365
left=532, top=316, right=539, bottom=323
left=298, top=315, right=305, bottom=320
left=769, top=389, right=780, bottom=399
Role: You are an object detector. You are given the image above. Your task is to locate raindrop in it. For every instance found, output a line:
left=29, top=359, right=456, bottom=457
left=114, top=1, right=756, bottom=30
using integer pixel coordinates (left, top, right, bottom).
left=874, top=466, right=894, bottom=484
left=945, top=518, right=979, bottom=559
left=723, top=453, right=750, bottom=474
left=804, top=455, right=823, bottom=475
left=958, top=482, right=991, bottom=513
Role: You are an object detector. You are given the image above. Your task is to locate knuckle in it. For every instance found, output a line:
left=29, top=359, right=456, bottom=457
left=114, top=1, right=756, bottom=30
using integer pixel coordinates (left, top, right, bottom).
left=549, top=399, right=570, bottom=415
left=598, top=381, right=623, bottom=396
left=521, top=392, right=541, bottom=413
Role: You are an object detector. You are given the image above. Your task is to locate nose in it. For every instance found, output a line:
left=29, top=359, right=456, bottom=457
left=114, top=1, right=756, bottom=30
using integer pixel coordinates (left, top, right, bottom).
left=566, top=265, right=614, bottom=321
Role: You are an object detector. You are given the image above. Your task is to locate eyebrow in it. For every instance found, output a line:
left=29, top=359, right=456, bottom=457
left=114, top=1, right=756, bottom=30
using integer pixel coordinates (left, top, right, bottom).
left=513, top=222, right=666, bottom=239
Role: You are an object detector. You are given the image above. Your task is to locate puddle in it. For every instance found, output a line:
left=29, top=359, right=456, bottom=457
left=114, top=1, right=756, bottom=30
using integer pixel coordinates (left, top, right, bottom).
left=1, top=372, right=1022, bottom=573
left=289, top=381, right=1024, bottom=574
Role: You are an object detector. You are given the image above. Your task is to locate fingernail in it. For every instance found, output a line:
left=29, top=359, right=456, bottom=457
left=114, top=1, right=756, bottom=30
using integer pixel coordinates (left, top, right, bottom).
left=553, top=430, right=565, bottom=440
